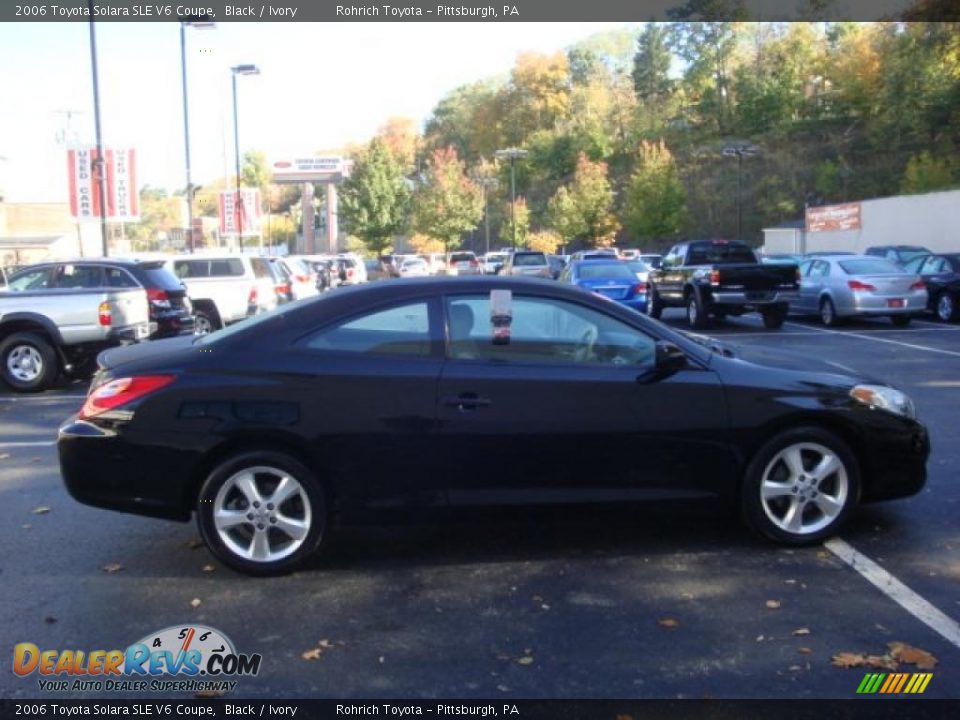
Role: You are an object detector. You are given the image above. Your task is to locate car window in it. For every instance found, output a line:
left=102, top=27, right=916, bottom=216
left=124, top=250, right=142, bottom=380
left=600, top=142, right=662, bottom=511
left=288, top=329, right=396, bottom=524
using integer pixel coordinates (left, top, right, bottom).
left=688, top=242, right=756, bottom=265
left=446, top=294, right=656, bottom=368
left=903, top=256, right=927, bottom=274
left=450, top=253, right=475, bottom=263
left=302, top=301, right=433, bottom=357
left=839, top=259, right=903, bottom=275
left=514, top=253, right=547, bottom=266
left=921, top=257, right=946, bottom=274
left=212, top=257, right=247, bottom=277
left=807, top=260, right=830, bottom=278
left=103, top=266, right=140, bottom=288
left=7, top=267, right=53, bottom=291
left=54, top=264, right=103, bottom=289
left=173, top=259, right=208, bottom=278
left=578, top=263, right=635, bottom=280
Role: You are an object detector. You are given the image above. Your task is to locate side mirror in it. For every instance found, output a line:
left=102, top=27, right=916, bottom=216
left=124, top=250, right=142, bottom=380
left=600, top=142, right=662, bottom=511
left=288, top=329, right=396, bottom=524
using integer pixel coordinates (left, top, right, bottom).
left=655, top=341, right=688, bottom=373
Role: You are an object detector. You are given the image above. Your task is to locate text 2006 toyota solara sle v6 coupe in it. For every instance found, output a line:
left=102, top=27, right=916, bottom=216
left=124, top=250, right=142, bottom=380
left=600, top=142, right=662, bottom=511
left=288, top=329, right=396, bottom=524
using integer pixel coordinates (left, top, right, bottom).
left=58, top=277, right=929, bottom=575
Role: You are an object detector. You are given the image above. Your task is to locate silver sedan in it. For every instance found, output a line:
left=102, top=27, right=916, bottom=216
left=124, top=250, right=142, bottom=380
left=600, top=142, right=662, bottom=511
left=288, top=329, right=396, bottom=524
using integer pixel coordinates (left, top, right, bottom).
left=793, top=255, right=927, bottom=327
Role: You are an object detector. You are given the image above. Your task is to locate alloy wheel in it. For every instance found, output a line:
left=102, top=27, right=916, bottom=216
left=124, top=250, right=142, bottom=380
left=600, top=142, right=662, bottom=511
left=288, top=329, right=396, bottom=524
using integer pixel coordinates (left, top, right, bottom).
left=938, top=294, right=955, bottom=322
left=759, top=442, right=849, bottom=536
left=6, top=345, right=43, bottom=383
left=194, top=314, right=214, bottom=335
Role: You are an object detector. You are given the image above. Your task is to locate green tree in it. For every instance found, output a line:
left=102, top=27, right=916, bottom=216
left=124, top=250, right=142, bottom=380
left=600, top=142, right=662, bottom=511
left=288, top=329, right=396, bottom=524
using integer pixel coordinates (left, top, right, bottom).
left=412, top=146, right=484, bottom=254
left=499, top=196, right=530, bottom=249
left=241, top=150, right=270, bottom=194
left=623, top=140, right=689, bottom=242
left=632, top=23, right=674, bottom=105
left=901, top=151, right=955, bottom=194
left=338, top=137, right=411, bottom=256
left=548, top=153, right=620, bottom=246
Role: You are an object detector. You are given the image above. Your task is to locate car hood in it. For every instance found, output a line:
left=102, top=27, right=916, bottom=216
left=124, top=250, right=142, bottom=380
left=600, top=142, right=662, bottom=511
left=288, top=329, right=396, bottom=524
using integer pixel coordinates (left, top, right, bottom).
left=98, top=334, right=197, bottom=371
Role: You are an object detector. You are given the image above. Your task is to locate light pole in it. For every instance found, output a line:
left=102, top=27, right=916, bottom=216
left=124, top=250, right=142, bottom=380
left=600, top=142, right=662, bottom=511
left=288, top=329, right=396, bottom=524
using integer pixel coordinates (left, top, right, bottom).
left=495, top=147, right=528, bottom=249
left=470, top=168, right=498, bottom=256
left=722, top=142, right=759, bottom=240
left=231, top=63, right=260, bottom=251
left=87, top=5, right=108, bottom=257
left=180, top=21, right=215, bottom=253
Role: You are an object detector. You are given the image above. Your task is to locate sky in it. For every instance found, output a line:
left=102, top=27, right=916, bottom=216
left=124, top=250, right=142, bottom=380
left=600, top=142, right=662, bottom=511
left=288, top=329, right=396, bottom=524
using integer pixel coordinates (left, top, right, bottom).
left=0, top=21, right=635, bottom=204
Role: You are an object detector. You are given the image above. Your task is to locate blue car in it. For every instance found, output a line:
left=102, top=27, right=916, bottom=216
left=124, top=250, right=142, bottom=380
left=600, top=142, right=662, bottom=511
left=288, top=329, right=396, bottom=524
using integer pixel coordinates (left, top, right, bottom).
left=559, top=259, right=648, bottom=312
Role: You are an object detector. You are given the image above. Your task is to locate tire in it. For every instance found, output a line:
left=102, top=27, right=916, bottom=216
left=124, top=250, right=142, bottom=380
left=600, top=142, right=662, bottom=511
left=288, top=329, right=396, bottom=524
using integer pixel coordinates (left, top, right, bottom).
left=936, top=292, right=958, bottom=323
left=890, top=315, right=911, bottom=327
left=193, top=309, right=221, bottom=335
left=0, top=331, right=60, bottom=393
left=819, top=297, right=840, bottom=327
left=646, top=286, right=664, bottom=319
left=197, top=451, right=328, bottom=575
left=741, top=427, right=860, bottom=545
left=685, top=290, right=708, bottom=330
left=761, top=303, right=788, bottom=330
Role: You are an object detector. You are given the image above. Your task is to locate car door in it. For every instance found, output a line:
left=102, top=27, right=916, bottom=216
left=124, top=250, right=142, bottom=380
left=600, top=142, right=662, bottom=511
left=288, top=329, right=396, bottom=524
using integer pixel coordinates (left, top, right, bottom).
left=436, top=291, right=733, bottom=506
left=656, top=245, right=687, bottom=302
left=796, top=260, right=826, bottom=313
left=289, top=297, right=446, bottom=511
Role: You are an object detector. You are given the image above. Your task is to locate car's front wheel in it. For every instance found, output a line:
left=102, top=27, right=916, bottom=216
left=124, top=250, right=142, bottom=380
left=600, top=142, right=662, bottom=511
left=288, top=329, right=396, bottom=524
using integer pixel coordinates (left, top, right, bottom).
left=197, top=451, right=328, bottom=575
left=936, top=292, right=958, bottom=322
left=742, top=428, right=859, bottom=545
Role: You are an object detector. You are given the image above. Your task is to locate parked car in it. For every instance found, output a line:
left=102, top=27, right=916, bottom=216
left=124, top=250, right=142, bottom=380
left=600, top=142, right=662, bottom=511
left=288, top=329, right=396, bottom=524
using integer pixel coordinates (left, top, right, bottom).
left=647, top=240, right=800, bottom=329
left=570, top=249, right=619, bottom=263
left=482, top=252, right=509, bottom=275
left=59, top=276, right=929, bottom=574
left=762, top=253, right=804, bottom=265
left=865, top=245, right=933, bottom=268
left=364, top=258, right=391, bottom=282
left=619, top=248, right=641, bottom=260
left=793, top=255, right=927, bottom=327
left=638, top=254, right=663, bottom=270
left=804, top=252, right=857, bottom=259
left=1, top=262, right=153, bottom=391
left=902, top=253, right=960, bottom=322
left=546, top=254, right=566, bottom=279
left=447, top=251, right=482, bottom=276
left=399, top=257, right=431, bottom=277
left=336, top=254, right=367, bottom=285
left=626, top=260, right=653, bottom=282
left=418, top=253, right=447, bottom=275
left=166, top=255, right=278, bottom=334
left=279, top=257, right=320, bottom=301
left=501, top=251, right=552, bottom=278
left=267, top=257, right=295, bottom=304
left=560, top=259, right=648, bottom=312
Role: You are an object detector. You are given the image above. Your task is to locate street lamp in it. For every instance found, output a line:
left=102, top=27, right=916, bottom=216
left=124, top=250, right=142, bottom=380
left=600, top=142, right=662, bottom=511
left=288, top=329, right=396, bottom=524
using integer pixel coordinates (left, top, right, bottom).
left=231, top=63, right=260, bottom=250
left=470, top=167, right=499, bottom=256
left=494, top=147, right=529, bottom=249
left=180, top=21, right=215, bottom=253
left=722, top=142, right=760, bottom=240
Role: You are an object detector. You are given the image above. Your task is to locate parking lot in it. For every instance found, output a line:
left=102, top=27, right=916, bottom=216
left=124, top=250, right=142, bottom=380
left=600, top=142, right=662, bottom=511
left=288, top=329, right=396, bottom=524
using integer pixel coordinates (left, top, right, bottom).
left=2, top=309, right=958, bottom=700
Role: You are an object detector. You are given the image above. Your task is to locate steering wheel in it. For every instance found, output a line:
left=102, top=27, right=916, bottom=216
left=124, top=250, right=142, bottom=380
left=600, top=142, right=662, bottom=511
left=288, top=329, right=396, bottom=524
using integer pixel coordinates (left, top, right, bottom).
left=572, top=326, right=598, bottom=363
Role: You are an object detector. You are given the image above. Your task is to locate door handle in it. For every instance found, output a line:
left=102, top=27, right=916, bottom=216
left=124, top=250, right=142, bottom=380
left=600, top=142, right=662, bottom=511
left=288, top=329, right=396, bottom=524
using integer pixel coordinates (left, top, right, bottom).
left=443, top=393, right=492, bottom=411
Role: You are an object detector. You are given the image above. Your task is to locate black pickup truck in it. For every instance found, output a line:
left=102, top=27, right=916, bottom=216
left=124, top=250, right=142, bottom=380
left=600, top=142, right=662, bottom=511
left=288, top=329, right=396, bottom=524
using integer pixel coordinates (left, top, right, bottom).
left=646, top=240, right=800, bottom=329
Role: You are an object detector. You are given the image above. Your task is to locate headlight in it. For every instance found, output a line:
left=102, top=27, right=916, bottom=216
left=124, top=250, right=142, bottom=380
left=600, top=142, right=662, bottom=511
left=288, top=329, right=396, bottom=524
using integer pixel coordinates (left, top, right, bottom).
left=850, top=384, right=916, bottom=419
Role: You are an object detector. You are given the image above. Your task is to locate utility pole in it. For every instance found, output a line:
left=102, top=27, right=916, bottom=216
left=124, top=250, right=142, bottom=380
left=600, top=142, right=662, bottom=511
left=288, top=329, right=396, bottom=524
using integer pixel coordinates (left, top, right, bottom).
left=87, top=7, right=109, bottom=256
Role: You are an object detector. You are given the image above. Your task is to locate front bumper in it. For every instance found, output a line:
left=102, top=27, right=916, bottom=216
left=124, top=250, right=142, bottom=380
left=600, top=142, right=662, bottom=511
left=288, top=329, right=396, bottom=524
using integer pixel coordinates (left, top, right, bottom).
left=859, top=416, right=930, bottom=502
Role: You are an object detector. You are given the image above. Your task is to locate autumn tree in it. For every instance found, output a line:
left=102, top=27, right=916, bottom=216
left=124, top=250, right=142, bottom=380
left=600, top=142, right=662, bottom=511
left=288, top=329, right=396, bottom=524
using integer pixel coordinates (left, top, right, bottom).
left=499, top=196, right=530, bottom=249
left=338, top=137, right=411, bottom=256
left=412, top=146, right=484, bottom=254
left=527, top=229, right=562, bottom=255
left=506, top=52, right=571, bottom=141
left=623, top=140, right=689, bottom=242
left=377, top=116, right=420, bottom=171
left=901, top=151, right=955, bottom=194
left=548, top=153, right=620, bottom=247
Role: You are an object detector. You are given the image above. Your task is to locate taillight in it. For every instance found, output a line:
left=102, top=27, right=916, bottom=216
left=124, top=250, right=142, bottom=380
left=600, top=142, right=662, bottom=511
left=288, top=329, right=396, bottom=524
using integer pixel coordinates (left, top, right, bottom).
left=634, top=282, right=649, bottom=294
left=248, top=286, right=258, bottom=304
left=146, top=288, right=171, bottom=309
left=710, top=269, right=721, bottom=286
left=79, top=375, right=176, bottom=420
left=910, top=279, right=925, bottom=291
left=98, top=301, right=112, bottom=326
left=347, top=268, right=355, bottom=277
left=294, top=274, right=310, bottom=283
left=470, top=259, right=479, bottom=267
left=276, top=283, right=290, bottom=295
left=848, top=280, right=876, bottom=292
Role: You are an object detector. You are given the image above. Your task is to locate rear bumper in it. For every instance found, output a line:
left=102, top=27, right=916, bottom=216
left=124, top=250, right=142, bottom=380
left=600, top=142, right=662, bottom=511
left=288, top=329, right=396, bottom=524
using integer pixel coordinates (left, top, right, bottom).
left=840, top=291, right=928, bottom=316
left=616, top=297, right=648, bottom=312
left=152, top=312, right=195, bottom=339
left=710, top=290, right=799, bottom=305
left=107, top=323, right=156, bottom=343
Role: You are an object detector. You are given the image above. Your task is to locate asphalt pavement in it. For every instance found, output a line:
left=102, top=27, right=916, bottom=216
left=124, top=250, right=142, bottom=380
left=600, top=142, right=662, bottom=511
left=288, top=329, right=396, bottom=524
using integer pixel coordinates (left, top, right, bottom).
left=1, top=310, right=958, bottom=700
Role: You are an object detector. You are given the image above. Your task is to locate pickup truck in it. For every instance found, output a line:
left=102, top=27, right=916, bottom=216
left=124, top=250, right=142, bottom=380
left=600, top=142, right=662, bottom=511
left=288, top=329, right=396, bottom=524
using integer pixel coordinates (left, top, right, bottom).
left=646, top=240, right=800, bottom=329
left=0, top=263, right=154, bottom=392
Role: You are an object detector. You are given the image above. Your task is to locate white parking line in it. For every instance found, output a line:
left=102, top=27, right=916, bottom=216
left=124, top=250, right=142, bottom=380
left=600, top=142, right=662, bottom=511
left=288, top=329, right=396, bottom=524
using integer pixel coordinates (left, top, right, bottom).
left=0, top=395, right=86, bottom=402
left=0, top=440, right=56, bottom=448
left=825, top=538, right=960, bottom=649
left=785, top=322, right=960, bottom=358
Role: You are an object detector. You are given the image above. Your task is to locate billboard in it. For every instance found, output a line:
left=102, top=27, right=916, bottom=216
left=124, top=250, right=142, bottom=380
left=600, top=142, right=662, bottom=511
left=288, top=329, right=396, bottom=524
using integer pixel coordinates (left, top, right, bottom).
left=67, top=147, right=139, bottom=222
left=271, top=156, right=353, bottom=184
left=806, top=202, right=861, bottom=233
left=219, top=188, right=261, bottom=236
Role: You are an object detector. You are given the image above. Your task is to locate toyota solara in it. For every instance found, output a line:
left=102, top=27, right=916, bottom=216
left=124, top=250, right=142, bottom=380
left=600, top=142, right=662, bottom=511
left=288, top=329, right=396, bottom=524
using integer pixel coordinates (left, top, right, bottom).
left=58, top=277, right=929, bottom=574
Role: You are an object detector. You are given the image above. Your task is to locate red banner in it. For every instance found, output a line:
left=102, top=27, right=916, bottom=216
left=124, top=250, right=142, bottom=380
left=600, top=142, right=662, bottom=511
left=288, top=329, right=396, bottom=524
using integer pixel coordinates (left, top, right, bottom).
left=219, top=188, right=261, bottom=236
left=67, top=147, right=139, bottom=222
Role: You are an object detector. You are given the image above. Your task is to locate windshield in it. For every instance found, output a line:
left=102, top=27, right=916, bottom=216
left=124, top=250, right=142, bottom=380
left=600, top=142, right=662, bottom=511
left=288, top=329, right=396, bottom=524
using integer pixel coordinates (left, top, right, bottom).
left=578, top=263, right=635, bottom=280
left=839, top=259, right=905, bottom=275
left=514, top=253, right=547, bottom=266
left=627, top=261, right=651, bottom=273
left=450, top=253, right=474, bottom=262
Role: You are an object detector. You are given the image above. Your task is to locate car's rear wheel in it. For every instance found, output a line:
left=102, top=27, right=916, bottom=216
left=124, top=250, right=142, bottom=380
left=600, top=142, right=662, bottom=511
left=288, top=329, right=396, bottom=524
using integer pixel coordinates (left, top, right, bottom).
left=890, top=315, right=911, bottom=327
left=646, top=286, right=664, bottom=319
left=193, top=310, right=219, bottom=335
left=742, top=428, right=859, bottom=545
left=0, top=332, right=60, bottom=392
left=761, top=303, right=788, bottom=329
left=686, top=291, right=708, bottom=329
left=936, top=292, right=958, bottom=322
left=819, top=297, right=840, bottom=327
left=197, top=451, right=328, bottom=575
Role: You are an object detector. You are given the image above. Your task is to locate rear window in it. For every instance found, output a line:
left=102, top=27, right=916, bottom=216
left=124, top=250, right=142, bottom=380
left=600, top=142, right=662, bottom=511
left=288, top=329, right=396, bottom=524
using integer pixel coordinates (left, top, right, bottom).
left=138, top=263, right=184, bottom=290
left=249, top=258, right=272, bottom=279
left=514, top=253, right=547, bottom=266
left=578, top=262, right=635, bottom=280
left=839, top=259, right=904, bottom=275
left=688, top=242, right=757, bottom=265
left=450, top=253, right=475, bottom=262
left=209, top=258, right=247, bottom=277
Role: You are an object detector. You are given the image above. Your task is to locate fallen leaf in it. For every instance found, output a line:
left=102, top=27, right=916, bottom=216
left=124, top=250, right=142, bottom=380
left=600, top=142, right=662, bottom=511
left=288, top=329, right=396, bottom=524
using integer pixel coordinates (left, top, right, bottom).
left=378, top=656, right=385, bottom=664
left=789, top=665, right=802, bottom=671
left=101, top=563, right=123, bottom=573
left=0, top=453, right=10, bottom=460
left=318, top=639, right=333, bottom=649
left=496, top=684, right=510, bottom=692
left=184, top=539, right=204, bottom=550
left=523, top=647, right=532, bottom=655
left=765, top=600, right=781, bottom=609
left=515, top=656, right=534, bottom=666
left=784, top=579, right=797, bottom=585
left=792, top=628, right=811, bottom=636
left=540, top=604, right=551, bottom=610
left=30, top=457, right=40, bottom=463
left=22, top=524, right=32, bottom=530
left=817, top=550, right=831, bottom=560
left=201, top=564, right=215, bottom=573
left=865, top=655, right=899, bottom=671
left=190, top=598, right=202, bottom=608
left=889, top=642, right=937, bottom=670
left=616, top=715, right=634, bottom=720
left=831, top=652, right=866, bottom=668
left=32, top=506, right=51, bottom=515
left=756, top=635, right=765, bottom=642
left=798, top=647, right=812, bottom=654
left=532, top=595, right=544, bottom=603
left=301, top=648, right=322, bottom=661
left=658, top=618, right=680, bottom=629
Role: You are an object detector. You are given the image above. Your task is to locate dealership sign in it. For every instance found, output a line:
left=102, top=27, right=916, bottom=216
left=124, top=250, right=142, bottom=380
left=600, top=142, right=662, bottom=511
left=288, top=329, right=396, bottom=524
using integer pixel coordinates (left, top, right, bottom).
left=806, top=202, right=861, bottom=233
left=271, top=156, right=353, bottom=183
left=219, top=188, right=261, bottom=236
left=67, top=147, right=139, bottom=222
